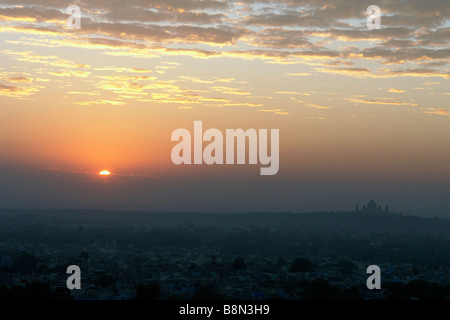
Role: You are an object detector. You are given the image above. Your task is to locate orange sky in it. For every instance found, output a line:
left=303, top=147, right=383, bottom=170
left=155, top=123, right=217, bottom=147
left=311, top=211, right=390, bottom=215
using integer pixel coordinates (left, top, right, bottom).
left=0, top=0, right=449, bottom=216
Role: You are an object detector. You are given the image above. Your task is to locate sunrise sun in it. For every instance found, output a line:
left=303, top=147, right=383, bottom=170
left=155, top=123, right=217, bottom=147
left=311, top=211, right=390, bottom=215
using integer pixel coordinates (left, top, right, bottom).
left=99, top=170, right=111, bottom=176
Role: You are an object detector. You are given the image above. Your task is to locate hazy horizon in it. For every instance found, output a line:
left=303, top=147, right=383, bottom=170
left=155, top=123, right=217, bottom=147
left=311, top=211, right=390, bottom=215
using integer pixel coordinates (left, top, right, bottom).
left=1, top=0, right=449, bottom=218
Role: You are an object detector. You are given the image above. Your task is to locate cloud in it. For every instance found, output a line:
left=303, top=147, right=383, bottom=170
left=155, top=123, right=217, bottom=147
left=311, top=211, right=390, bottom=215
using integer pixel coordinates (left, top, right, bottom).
left=417, top=27, right=450, bottom=47
left=75, top=100, right=125, bottom=106
left=95, top=74, right=155, bottom=96
left=211, top=86, right=250, bottom=95
left=0, top=6, right=65, bottom=22
left=0, top=0, right=447, bottom=76
left=105, top=8, right=226, bottom=24
left=0, top=75, right=33, bottom=83
left=306, top=103, right=332, bottom=109
left=305, top=116, right=326, bottom=120
left=309, top=28, right=415, bottom=42
left=245, top=13, right=334, bottom=28
left=0, top=83, right=39, bottom=97
left=423, top=108, right=450, bottom=117
left=347, top=97, right=418, bottom=106
left=75, top=20, right=245, bottom=45
left=388, top=88, right=405, bottom=93
left=285, top=73, right=311, bottom=77
left=275, top=91, right=303, bottom=95
left=386, top=68, right=450, bottom=79
left=360, top=47, right=450, bottom=65
left=224, top=102, right=263, bottom=107
left=258, top=108, right=289, bottom=115
left=178, top=76, right=214, bottom=84
left=316, top=67, right=372, bottom=78
left=93, top=67, right=152, bottom=73
left=68, top=91, right=99, bottom=96
left=2, top=50, right=91, bottom=69
left=49, top=70, right=91, bottom=77
left=0, top=0, right=448, bottom=115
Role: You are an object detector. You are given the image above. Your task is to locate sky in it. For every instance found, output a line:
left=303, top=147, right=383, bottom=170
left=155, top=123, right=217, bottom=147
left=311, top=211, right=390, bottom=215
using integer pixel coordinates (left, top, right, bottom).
left=0, top=0, right=449, bottom=217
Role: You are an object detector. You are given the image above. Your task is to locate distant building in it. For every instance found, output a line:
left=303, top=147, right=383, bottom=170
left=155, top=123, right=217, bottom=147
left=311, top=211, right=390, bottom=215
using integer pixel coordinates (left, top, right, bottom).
left=367, top=199, right=377, bottom=211
left=357, top=199, right=390, bottom=214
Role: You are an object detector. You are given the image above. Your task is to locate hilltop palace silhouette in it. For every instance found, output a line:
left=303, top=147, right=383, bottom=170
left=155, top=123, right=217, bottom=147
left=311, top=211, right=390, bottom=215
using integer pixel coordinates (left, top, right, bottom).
left=354, top=199, right=398, bottom=215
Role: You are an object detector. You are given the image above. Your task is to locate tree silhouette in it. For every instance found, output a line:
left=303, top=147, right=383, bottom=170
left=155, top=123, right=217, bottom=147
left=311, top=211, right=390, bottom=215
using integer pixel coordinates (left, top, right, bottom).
left=277, top=256, right=286, bottom=267
left=289, top=258, right=313, bottom=272
left=232, top=257, right=245, bottom=270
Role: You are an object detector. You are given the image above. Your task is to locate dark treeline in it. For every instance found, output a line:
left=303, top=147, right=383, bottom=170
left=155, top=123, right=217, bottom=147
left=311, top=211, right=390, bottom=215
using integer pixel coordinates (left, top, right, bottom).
left=0, top=209, right=449, bottom=236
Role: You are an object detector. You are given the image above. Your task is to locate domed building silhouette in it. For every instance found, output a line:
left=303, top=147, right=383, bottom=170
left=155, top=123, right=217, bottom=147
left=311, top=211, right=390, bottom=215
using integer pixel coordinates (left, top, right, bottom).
left=355, top=199, right=389, bottom=214
left=367, top=199, right=377, bottom=211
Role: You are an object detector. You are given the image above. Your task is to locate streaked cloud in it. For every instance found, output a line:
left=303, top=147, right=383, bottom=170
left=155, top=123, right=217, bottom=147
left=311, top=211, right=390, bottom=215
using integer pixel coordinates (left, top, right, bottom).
left=75, top=100, right=125, bottom=106
left=285, top=73, right=311, bottom=77
left=0, top=0, right=448, bottom=116
left=259, top=108, right=289, bottom=115
left=211, top=86, right=251, bottom=96
left=347, top=97, right=418, bottom=107
left=0, top=83, right=39, bottom=97
left=306, top=103, right=332, bottom=109
left=388, top=88, right=406, bottom=93
left=423, top=108, right=450, bottom=117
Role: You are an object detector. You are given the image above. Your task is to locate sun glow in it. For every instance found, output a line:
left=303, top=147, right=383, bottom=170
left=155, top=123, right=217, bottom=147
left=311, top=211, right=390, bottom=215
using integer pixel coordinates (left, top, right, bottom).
left=99, top=170, right=111, bottom=175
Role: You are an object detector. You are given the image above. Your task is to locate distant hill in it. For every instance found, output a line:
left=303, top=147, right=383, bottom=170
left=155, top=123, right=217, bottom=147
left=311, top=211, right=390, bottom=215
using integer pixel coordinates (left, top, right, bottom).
left=0, top=208, right=449, bottom=236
